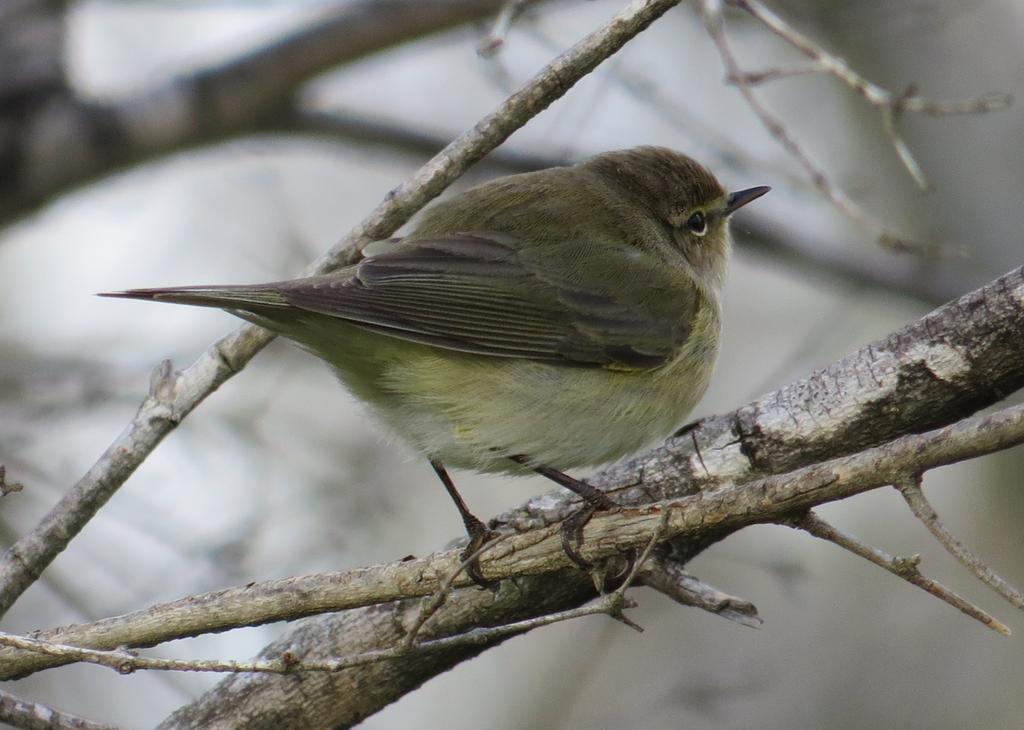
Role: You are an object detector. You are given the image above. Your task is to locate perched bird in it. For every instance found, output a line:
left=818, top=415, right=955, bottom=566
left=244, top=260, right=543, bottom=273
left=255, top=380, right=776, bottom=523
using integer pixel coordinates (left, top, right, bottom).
left=103, top=147, right=768, bottom=575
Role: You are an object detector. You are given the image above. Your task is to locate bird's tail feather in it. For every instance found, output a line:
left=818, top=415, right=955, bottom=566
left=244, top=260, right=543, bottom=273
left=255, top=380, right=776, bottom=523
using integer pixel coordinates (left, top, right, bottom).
left=98, top=285, right=289, bottom=311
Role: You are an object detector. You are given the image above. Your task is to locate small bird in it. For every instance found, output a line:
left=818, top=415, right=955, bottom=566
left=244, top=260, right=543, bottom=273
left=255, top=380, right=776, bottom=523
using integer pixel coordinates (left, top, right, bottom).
left=103, top=147, right=768, bottom=576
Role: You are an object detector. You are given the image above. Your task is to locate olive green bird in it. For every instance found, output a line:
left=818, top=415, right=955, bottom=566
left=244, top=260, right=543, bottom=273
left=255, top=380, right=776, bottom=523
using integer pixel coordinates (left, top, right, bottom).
left=103, top=146, right=768, bottom=573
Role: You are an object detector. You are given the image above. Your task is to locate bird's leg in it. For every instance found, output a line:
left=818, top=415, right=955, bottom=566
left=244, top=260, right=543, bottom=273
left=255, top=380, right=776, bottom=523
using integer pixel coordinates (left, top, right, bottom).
left=429, top=460, right=495, bottom=588
left=508, top=455, right=618, bottom=569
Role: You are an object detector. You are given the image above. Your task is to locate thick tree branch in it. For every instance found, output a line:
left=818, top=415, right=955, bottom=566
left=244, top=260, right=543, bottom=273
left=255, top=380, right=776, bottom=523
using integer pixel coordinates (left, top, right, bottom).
left=0, top=0, right=684, bottom=620
left=4, top=396, right=1023, bottom=681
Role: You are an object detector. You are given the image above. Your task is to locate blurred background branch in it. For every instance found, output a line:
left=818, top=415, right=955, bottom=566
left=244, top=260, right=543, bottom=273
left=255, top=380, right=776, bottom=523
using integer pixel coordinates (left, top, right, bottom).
left=0, top=0, right=546, bottom=224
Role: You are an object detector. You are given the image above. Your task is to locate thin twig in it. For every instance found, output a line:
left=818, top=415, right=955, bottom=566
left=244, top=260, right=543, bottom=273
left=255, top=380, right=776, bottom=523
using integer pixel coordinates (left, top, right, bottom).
left=704, top=0, right=1010, bottom=250
left=401, top=532, right=514, bottom=648
left=730, top=0, right=1011, bottom=191
left=0, top=687, right=116, bottom=730
left=732, top=0, right=1011, bottom=115
left=0, top=466, right=23, bottom=498
left=728, top=61, right=824, bottom=85
left=602, top=508, right=672, bottom=632
left=880, top=84, right=929, bottom=190
left=698, top=0, right=912, bottom=251
left=0, top=0, right=685, bottom=621
left=896, top=475, right=1024, bottom=611
left=478, top=0, right=531, bottom=57
left=0, top=594, right=641, bottom=677
left=788, top=510, right=1010, bottom=635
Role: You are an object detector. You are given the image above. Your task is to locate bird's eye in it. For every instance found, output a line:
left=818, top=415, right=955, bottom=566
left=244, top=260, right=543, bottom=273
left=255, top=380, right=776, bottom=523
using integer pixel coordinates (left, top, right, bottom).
left=686, top=211, right=707, bottom=236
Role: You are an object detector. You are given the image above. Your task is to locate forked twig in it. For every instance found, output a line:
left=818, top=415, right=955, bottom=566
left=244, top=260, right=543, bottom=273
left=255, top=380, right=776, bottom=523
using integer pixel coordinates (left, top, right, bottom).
left=787, top=510, right=1010, bottom=636
left=701, top=0, right=1011, bottom=251
left=699, top=0, right=905, bottom=249
left=731, top=0, right=1010, bottom=192
left=896, top=475, right=1024, bottom=611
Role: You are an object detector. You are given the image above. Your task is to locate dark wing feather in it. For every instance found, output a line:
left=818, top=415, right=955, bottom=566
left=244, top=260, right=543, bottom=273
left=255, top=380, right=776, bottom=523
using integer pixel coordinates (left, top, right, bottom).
left=278, top=233, right=698, bottom=369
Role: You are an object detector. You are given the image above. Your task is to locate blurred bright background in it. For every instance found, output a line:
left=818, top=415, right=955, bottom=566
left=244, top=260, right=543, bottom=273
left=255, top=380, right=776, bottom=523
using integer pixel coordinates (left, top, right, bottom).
left=1, top=1, right=1023, bottom=727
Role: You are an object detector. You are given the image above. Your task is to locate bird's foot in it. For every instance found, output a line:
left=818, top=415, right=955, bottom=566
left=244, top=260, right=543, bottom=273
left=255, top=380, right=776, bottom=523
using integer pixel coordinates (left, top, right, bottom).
left=460, top=513, right=499, bottom=589
left=559, top=490, right=618, bottom=570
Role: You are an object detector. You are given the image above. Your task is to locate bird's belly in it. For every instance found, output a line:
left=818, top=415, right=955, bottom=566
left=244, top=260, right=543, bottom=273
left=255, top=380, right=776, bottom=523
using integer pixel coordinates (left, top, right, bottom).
left=294, top=319, right=715, bottom=473
left=368, top=347, right=715, bottom=473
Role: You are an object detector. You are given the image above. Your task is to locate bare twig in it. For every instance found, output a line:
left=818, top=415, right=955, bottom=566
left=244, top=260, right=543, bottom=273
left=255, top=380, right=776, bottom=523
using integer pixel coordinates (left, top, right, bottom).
left=602, top=508, right=672, bottom=633
left=732, top=0, right=1011, bottom=116
left=0, top=688, right=116, bottom=730
left=788, top=511, right=1009, bottom=636
left=699, top=0, right=906, bottom=250
left=0, top=595, right=641, bottom=677
left=880, top=84, right=929, bottom=190
left=638, top=554, right=762, bottom=628
left=1, top=0, right=537, bottom=223
left=729, top=61, right=824, bottom=85
left=478, top=0, right=531, bottom=57
left=702, top=0, right=1010, bottom=251
left=401, top=532, right=513, bottom=648
left=730, top=0, right=1011, bottom=191
left=0, top=0, right=685, bottom=620
left=896, top=475, right=1024, bottom=611
left=0, top=466, right=23, bottom=497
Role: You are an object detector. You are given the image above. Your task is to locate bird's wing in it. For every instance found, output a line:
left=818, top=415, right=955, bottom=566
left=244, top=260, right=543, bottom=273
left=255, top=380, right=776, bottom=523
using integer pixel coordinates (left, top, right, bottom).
left=276, top=232, right=700, bottom=369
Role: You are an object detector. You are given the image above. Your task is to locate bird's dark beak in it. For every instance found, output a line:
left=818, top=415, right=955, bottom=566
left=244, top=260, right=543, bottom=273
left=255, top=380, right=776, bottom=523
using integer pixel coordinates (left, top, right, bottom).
left=724, top=186, right=771, bottom=215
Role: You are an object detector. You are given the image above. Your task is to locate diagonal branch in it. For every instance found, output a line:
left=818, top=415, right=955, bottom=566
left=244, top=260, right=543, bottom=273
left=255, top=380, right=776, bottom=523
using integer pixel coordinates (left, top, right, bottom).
left=0, top=0, right=685, bottom=620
